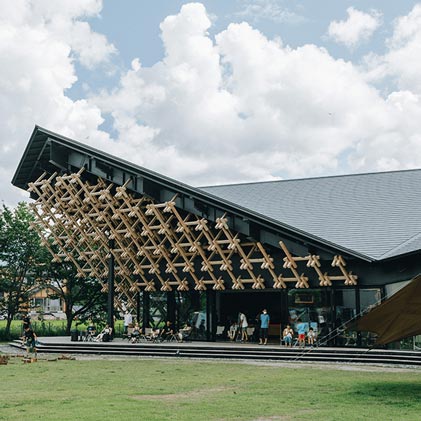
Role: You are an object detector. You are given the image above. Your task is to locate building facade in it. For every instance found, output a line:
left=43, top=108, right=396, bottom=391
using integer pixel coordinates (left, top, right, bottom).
left=12, top=127, right=421, bottom=346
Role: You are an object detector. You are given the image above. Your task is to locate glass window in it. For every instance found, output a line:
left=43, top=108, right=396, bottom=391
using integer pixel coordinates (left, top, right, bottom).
left=175, top=291, right=208, bottom=340
left=360, top=288, right=382, bottom=347
left=288, top=289, right=333, bottom=345
left=335, top=289, right=357, bottom=346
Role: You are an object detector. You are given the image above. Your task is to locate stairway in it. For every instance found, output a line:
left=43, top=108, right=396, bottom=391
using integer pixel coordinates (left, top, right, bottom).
left=9, top=339, right=421, bottom=366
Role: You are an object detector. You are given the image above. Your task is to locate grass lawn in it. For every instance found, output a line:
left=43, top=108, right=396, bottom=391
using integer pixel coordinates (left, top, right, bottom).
left=0, top=357, right=420, bottom=420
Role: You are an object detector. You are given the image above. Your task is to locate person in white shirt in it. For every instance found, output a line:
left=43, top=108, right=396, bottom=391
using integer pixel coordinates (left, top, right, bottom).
left=123, top=311, right=133, bottom=335
left=238, top=312, right=249, bottom=342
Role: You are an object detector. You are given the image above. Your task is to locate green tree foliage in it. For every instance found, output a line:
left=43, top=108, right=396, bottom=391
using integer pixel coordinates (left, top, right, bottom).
left=0, top=203, right=108, bottom=338
left=43, top=257, right=107, bottom=334
left=0, top=202, right=46, bottom=337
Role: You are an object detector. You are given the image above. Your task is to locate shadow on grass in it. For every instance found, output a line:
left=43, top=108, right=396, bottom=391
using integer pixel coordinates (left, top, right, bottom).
left=351, top=381, right=421, bottom=408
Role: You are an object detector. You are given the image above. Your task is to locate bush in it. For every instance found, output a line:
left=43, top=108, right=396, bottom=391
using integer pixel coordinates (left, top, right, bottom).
left=0, top=320, right=67, bottom=341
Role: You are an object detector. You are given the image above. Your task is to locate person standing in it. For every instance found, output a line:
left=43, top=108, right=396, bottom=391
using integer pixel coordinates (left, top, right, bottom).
left=296, top=319, right=307, bottom=348
left=22, top=313, right=31, bottom=331
left=259, top=309, right=270, bottom=345
left=123, top=310, right=133, bottom=335
left=238, top=312, right=248, bottom=342
left=23, top=325, right=37, bottom=360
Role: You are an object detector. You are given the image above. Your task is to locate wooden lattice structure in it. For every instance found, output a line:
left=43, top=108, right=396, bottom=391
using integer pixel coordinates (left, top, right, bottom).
left=27, top=170, right=358, bottom=307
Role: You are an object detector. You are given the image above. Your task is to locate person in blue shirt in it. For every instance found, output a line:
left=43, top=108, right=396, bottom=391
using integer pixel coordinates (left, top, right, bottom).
left=259, top=309, right=270, bottom=345
left=296, top=319, right=307, bottom=348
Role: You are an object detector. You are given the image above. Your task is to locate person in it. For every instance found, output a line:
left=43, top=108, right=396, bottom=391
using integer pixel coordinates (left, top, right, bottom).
left=178, top=323, right=192, bottom=342
left=238, top=312, right=248, bottom=342
left=130, top=322, right=141, bottom=343
left=228, top=321, right=238, bottom=341
left=160, top=321, right=174, bottom=341
left=259, top=309, right=270, bottom=345
left=96, top=324, right=112, bottom=342
left=296, top=319, right=307, bottom=348
left=307, top=327, right=316, bottom=346
left=22, top=313, right=31, bottom=331
left=282, top=324, right=294, bottom=347
left=123, top=310, right=133, bottom=335
left=84, top=319, right=96, bottom=341
left=23, top=325, right=37, bottom=360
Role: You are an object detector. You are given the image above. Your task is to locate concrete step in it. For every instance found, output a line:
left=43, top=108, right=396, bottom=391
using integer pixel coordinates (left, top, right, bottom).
left=10, top=340, right=421, bottom=365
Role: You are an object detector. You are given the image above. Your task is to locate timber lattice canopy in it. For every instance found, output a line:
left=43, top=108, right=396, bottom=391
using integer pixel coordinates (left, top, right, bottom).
left=27, top=169, right=357, bottom=309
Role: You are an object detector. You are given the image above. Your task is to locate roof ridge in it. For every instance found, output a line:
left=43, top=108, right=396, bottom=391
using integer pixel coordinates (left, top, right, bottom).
left=378, top=229, right=421, bottom=260
left=200, top=168, right=421, bottom=189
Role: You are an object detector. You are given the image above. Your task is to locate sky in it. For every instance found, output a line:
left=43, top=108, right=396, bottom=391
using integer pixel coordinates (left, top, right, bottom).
left=2, top=0, right=421, bottom=206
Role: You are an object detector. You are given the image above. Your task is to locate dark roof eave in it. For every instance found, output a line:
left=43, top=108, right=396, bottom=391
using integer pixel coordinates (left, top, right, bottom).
left=12, top=126, right=375, bottom=262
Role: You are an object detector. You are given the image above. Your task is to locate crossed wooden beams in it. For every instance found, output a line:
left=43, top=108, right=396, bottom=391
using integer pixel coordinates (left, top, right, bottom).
left=27, top=170, right=357, bottom=305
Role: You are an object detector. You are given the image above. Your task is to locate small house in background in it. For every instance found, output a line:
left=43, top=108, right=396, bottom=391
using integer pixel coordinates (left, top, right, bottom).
left=28, top=286, right=66, bottom=319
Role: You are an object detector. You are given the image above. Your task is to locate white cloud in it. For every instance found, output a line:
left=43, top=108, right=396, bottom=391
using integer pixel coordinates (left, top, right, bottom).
left=383, top=4, right=421, bottom=93
left=92, top=3, right=421, bottom=186
left=236, top=0, right=305, bottom=24
left=91, top=4, right=388, bottom=185
left=328, top=7, right=382, bottom=48
left=0, top=0, right=113, bottom=205
left=3, top=2, right=421, bottom=207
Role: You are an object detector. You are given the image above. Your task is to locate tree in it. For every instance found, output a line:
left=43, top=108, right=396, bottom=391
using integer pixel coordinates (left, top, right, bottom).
left=0, top=203, right=46, bottom=337
left=42, top=259, right=107, bottom=334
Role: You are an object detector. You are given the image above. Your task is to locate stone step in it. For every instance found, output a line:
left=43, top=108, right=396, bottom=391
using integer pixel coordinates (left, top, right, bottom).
left=10, top=340, right=421, bottom=366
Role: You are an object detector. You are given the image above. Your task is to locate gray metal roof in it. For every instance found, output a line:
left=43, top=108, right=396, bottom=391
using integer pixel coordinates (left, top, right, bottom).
left=13, top=127, right=421, bottom=262
left=200, top=170, right=421, bottom=261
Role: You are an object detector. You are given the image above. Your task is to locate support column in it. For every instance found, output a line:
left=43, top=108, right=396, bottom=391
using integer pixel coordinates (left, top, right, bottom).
left=167, top=290, right=176, bottom=327
left=136, top=290, right=141, bottom=324
left=355, top=286, right=362, bottom=347
left=206, top=289, right=216, bottom=341
left=107, top=239, right=115, bottom=338
left=143, top=291, right=150, bottom=332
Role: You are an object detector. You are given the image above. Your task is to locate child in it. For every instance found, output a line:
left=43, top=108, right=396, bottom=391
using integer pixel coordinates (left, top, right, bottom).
left=307, top=327, right=316, bottom=346
left=296, top=319, right=307, bottom=348
left=23, top=326, right=37, bottom=360
left=282, top=324, right=294, bottom=347
left=228, top=321, right=238, bottom=341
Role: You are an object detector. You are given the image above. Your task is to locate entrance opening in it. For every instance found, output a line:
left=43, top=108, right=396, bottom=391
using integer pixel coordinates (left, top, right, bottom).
left=217, top=290, right=286, bottom=340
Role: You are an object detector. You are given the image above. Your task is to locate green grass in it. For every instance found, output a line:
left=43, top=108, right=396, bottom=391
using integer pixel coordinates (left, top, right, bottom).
left=0, top=357, right=420, bottom=420
left=0, top=320, right=126, bottom=340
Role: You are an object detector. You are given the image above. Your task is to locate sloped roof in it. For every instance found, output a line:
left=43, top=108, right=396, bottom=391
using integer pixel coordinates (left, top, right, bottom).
left=13, top=127, right=421, bottom=263
left=201, top=169, right=421, bottom=261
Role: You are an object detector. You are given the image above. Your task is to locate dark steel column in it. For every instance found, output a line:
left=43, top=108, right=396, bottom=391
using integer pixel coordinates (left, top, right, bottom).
left=136, top=290, right=141, bottom=324
left=206, top=289, right=216, bottom=341
left=355, top=286, right=362, bottom=347
left=107, top=239, right=115, bottom=337
left=167, top=290, right=176, bottom=326
left=143, top=291, right=150, bottom=331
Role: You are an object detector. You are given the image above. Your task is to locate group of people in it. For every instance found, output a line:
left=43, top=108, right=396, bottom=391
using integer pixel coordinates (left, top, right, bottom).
left=282, top=320, right=316, bottom=347
left=125, top=319, right=193, bottom=344
left=227, top=309, right=271, bottom=345
left=226, top=310, right=317, bottom=347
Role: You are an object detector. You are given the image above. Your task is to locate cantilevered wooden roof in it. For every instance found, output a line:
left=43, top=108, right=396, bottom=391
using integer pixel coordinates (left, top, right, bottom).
left=12, top=126, right=421, bottom=262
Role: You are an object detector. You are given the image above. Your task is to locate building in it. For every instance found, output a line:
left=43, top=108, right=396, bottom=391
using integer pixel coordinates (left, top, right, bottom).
left=12, top=126, right=421, bottom=346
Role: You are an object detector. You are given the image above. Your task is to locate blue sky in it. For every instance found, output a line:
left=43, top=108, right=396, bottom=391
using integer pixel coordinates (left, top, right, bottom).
left=68, top=0, right=417, bottom=101
left=68, top=0, right=416, bottom=99
left=2, top=1, right=421, bottom=204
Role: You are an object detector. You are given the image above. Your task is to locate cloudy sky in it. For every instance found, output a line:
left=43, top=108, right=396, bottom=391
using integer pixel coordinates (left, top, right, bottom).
left=2, top=0, right=421, bottom=206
